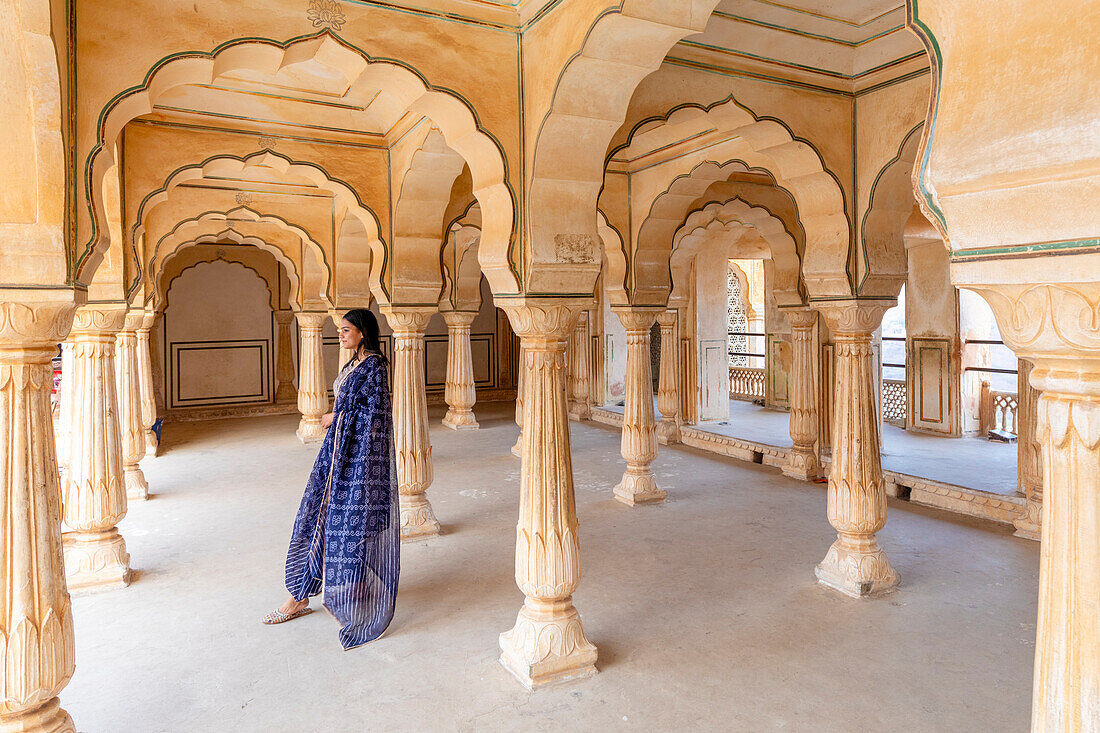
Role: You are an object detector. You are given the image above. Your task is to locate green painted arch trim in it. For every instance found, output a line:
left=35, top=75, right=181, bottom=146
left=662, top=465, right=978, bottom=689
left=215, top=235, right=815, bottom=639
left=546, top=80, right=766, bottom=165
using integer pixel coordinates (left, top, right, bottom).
left=125, top=150, right=386, bottom=302
left=856, top=122, right=924, bottom=295
left=148, top=205, right=336, bottom=304
left=160, top=252, right=284, bottom=313
left=904, top=2, right=949, bottom=236
left=79, top=30, right=519, bottom=291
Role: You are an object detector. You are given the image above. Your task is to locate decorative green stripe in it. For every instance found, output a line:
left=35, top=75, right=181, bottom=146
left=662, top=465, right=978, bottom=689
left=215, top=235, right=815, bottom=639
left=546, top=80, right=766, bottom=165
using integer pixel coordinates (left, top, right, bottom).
left=905, top=2, right=948, bottom=234
left=950, top=239, right=1100, bottom=260
left=129, top=118, right=387, bottom=148
left=749, top=0, right=903, bottom=29
left=709, top=11, right=904, bottom=47
left=676, top=41, right=927, bottom=82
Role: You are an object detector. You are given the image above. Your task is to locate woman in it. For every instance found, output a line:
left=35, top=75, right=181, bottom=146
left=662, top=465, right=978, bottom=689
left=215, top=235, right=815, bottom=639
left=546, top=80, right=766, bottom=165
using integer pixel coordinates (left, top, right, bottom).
left=263, top=309, right=399, bottom=649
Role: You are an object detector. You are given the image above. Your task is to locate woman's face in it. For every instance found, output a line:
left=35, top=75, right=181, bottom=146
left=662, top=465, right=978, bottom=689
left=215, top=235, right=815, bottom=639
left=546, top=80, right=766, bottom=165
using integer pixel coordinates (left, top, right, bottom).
left=339, top=319, right=364, bottom=352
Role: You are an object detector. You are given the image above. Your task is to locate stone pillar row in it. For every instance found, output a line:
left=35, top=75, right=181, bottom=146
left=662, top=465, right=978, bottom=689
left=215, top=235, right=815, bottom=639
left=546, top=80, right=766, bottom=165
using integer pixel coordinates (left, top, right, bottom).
left=115, top=310, right=149, bottom=501
left=567, top=310, right=591, bottom=420
left=613, top=307, right=665, bottom=506
left=0, top=296, right=78, bottom=733
left=63, top=304, right=133, bottom=592
left=274, top=310, right=297, bottom=405
left=135, top=310, right=159, bottom=457
left=1013, top=358, right=1043, bottom=541
left=382, top=307, right=441, bottom=541
left=441, top=310, right=479, bottom=430
left=783, top=308, right=822, bottom=481
left=654, top=309, right=681, bottom=445
left=813, top=301, right=898, bottom=598
left=295, top=312, right=328, bottom=443
left=498, top=300, right=597, bottom=688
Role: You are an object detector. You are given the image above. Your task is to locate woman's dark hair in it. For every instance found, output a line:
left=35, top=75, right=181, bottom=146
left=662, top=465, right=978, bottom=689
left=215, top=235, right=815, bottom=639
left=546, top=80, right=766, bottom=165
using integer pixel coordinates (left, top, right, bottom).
left=342, top=308, right=387, bottom=366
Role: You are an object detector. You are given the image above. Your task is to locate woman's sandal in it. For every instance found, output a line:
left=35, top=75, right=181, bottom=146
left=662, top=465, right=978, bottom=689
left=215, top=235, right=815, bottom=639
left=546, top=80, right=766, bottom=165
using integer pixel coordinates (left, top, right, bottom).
left=261, top=606, right=314, bottom=625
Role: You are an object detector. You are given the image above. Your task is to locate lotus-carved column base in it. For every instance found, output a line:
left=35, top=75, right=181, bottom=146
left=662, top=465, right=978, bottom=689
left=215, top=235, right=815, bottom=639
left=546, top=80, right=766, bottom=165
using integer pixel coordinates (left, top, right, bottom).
left=815, top=532, right=899, bottom=598
left=782, top=448, right=822, bottom=481
left=124, top=466, right=149, bottom=502
left=442, top=409, right=479, bottom=430
left=613, top=469, right=667, bottom=506
left=399, top=494, right=441, bottom=542
left=499, top=597, right=598, bottom=689
left=295, top=417, right=325, bottom=444
left=62, top=529, right=131, bottom=592
left=655, top=419, right=681, bottom=446
left=144, top=432, right=158, bottom=459
left=0, top=698, right=76, bottom=733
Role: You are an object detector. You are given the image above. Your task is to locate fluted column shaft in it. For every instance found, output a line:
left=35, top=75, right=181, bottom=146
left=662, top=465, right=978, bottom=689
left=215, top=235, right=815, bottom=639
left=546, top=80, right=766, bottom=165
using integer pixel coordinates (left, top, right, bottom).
left=441, top=311, right=479, bottom=430
left=1013, top=358, right=1043, bottom=540
left=274, top=310, right=297, bottom=404
left=56, top=342, right=74, bottom=487
left=498, top=299, right=597, bottom=688
left=814, top=301, right=898, bottom=597
left=135, top=311, right=158, bottom=458
left=63, top=304, right=132, bottom=592
left=295, top=313, right=328, bottom=444
left=783, top=309, right=822, bottom=480
left=511, top=342, right=526, bottom=458
left=381, top=307, right=440, bottom=541
left=115, top=311, right=148, bottom=501
left=0, top=297, right=78, bottom=733
left=655, top=309, right=681, bottom=445
left=567, top=311, right=591, bottom=420
left=612, top=307, right=665, bottom=506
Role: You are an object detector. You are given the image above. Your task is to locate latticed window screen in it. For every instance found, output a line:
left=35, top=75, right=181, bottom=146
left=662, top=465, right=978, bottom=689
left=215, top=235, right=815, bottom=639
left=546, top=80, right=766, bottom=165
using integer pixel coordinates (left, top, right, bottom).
left=727, top=267, right=749, bottom=367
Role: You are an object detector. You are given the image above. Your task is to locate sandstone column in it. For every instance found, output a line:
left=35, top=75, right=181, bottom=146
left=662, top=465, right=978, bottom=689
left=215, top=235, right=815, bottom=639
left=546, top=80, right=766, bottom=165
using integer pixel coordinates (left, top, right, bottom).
left=441, top=311, right=479, bottom=430
left=295, top=312, right=328, bottom=444
left=783, top=309, right=823, bottom=481
left=56, top=341, right=74, bottom=487
left=0, top=297, right=78, bottom=733
left=813, top=301, right=898, bottom=597
left=498, top=300, right=597, bottom=688
left=274, top=310, right=297, bottom=404
left=655, top=309, right=681, bottom=445
left=1013, top=358, right=1043, bottom=540
left=612, top=307, right=665, bottom=506
left=511, top=342, right=525, bottom=458
left=135, top=310, right=158, bottom=458
left=63, top=303, right=133, bottom=591
left=114, top=310, right=149, bottom=501
left=382, top=307, right=440, bottom=541
left=568, top=311, right=591, bottom=420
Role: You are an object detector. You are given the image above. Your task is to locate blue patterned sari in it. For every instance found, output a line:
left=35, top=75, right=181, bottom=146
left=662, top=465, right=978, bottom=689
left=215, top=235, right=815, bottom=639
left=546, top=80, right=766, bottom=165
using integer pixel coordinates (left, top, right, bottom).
left=284, top=353, right=399, bottom=649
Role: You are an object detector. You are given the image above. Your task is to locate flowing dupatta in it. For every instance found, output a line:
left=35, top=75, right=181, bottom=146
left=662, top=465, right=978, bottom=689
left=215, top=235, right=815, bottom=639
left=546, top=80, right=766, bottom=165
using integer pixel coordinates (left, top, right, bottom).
left=283, top=353, right=399, bottom=649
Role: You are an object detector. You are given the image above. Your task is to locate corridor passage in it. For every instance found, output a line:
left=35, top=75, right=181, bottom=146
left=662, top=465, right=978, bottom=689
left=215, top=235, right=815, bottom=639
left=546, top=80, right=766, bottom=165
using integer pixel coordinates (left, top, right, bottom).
left=65, top=404, right=1037, bottom=731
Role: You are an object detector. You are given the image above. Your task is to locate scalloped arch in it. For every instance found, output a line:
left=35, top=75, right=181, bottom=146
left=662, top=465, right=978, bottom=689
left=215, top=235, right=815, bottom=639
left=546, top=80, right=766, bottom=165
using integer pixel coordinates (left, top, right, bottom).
left=670, top=198, right=802, bottom=307
left=158, top=241, right=289, bottom=312
left=617, top=98, right=849, bottom=303
left=148, top=208, right=330, bottom=311
left=524, top=0, right=719, bottom=295
left=79, top=32, right=517, bottom=295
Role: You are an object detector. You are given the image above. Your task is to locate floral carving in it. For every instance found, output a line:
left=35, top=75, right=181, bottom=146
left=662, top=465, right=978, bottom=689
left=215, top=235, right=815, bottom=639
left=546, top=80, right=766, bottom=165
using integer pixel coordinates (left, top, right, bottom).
left=307, top=0, right=346, bottom=30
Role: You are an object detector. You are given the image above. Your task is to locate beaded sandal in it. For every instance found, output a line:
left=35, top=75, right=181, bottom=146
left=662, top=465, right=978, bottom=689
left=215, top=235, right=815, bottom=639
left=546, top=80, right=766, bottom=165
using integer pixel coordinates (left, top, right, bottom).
left=261, top=606, right=313, bottom=625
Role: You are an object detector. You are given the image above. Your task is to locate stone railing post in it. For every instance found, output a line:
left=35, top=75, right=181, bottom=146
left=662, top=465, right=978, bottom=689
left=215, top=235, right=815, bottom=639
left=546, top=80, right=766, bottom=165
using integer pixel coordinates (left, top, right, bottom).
left=135, top=310, right=158, bottom=457
left=274, top=310, right=297, bottom=404
left=441, top=310, right=479, bottom=430
left=611, top=307, right=665, bottom=506
left=498, top=299, right=597, bottom=688
left=813, top=300, right=898, bottom=598
left=783, top=308, right=823, bottom=480
left=1013, top=358, right=1043, bottom=540
left=115, top=310, right=149, bottom=501
left=381, top=307, right=440, bottom=541
left=655, top=309, right=681, bottom=445
left=295, top=312, right=328, bottom=443
left=567, top=311, right=591, bottom=420
left=63, top=303, right=133, bottom=591
left=0, top=296, right=78, bottom=733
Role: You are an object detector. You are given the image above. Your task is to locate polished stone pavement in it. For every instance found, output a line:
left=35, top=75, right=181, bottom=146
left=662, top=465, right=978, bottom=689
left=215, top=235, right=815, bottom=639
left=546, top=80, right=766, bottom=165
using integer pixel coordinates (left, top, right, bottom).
left=63, top=403, right=1037, bottom=731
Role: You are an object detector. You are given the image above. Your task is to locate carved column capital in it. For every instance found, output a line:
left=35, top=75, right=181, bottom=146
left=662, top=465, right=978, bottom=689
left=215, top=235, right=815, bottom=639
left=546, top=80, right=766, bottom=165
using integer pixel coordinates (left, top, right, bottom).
left=71, top=303, right=127, bottom=336
left=137, top=308, right=157, bottom=332
left=655, top=309, right=677, bottom=329
left=498, top=298, right=590, bottom=341
left=812, top=299, right=894, bottom=337
left=381, top=306, right=435, bottom=335
left=441, top=310, right=477, bottom=329
left=611, top=306, right=663, bottom=333
left=273, top=309, right=295, bottom=327
left=784, top=307, right=818, bottom=330
left=294, top=311, right=327, bottom=333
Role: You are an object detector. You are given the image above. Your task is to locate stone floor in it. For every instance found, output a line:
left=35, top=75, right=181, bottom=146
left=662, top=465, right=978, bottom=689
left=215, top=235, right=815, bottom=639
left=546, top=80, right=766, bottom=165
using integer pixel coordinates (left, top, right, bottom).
left=604, top=399, right=1019, bottom=495
left=64, top=402, right=1038, bottom=731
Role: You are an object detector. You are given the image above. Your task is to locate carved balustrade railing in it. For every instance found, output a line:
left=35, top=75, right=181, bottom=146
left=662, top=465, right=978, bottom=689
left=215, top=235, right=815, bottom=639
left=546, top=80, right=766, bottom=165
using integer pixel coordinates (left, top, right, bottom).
left=729, top=366, right=765, bottom=401
left=979, top=381, right=1019, bottom=436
